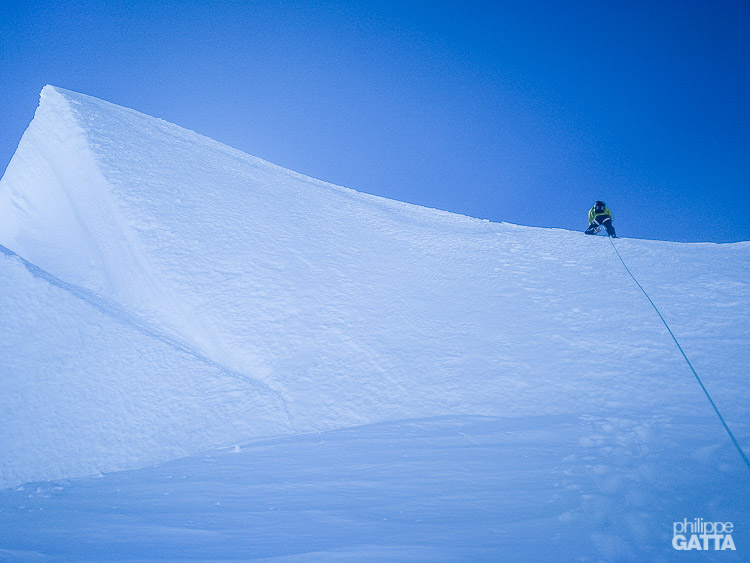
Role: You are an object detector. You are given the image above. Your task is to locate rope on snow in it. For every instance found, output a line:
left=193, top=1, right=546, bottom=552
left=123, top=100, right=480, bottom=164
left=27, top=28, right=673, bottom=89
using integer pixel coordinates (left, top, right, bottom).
left=609, top=236, right=750, bottom=474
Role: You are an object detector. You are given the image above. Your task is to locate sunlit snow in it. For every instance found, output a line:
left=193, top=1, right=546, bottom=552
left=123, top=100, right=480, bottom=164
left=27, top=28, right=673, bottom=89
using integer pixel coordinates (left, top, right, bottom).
left=0, top=86, right=748, bottom=560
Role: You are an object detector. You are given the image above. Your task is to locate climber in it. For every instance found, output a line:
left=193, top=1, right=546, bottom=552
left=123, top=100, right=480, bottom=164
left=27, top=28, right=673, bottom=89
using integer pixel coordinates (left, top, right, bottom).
left=585, top=201, right=617, bottom=237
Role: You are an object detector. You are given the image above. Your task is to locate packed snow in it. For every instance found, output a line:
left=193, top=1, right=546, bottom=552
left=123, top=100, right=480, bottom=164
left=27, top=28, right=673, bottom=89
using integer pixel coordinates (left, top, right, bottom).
left=0, top=86, right=748, bottom=560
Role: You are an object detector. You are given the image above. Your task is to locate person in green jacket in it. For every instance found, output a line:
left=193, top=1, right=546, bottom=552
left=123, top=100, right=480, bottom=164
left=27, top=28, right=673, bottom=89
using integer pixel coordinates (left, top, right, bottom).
left=585, top=201, right=618, bottom=237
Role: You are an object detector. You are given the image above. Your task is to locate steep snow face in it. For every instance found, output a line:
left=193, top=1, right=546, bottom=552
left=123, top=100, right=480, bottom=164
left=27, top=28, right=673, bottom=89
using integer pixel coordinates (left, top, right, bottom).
left=0, top=246, right=291, bottom=489
left=0, top=86, right=748, bottom=488
left=0, top=87, right=162, bottom=306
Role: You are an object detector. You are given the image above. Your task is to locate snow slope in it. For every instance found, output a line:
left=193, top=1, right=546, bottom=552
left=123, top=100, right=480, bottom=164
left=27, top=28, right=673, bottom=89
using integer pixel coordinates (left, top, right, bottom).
left=0, top=243, right=291, bottom=488
left=0, top=85, right=748, bottom=531
left=1, top=415, right=746, bottom=561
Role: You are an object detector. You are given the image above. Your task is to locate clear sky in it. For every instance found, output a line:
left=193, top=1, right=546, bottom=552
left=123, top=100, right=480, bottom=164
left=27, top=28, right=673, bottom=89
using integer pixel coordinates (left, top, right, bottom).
left=1, top=0, right=749, bottom=242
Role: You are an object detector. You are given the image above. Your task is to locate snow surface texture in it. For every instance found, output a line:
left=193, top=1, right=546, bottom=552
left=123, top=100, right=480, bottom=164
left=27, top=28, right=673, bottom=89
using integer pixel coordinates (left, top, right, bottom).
left=1, top=415, right=746, bottom=561
left=0, top=86, right=749, bottom=559
left=0, top=244, right=290, bottom=488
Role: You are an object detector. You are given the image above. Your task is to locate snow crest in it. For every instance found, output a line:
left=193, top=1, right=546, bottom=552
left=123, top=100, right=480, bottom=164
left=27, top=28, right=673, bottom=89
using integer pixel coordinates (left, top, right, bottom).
left=1, top=86, right=748, bottom=490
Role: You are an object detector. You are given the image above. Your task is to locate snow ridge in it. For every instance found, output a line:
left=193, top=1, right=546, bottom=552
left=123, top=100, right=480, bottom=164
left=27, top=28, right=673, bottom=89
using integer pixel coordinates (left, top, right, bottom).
left=1, top=86, right=749, bottom=491
left=0, top=243, right=292, bottom=489
left=0, top=243, right=295, bottom=428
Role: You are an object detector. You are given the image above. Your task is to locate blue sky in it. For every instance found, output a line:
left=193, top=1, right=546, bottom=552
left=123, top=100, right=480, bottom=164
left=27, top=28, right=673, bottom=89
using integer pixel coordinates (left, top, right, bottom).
left=1, top=0, right=748, bottom=242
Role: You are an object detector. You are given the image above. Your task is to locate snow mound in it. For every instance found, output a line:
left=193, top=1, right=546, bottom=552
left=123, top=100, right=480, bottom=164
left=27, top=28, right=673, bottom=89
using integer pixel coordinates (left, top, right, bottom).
left=1, top=86, right=748, bottom=489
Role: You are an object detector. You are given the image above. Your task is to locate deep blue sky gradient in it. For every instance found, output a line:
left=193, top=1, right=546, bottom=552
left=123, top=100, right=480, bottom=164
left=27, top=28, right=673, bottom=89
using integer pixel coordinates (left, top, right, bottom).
left=2, top=0, right=749, bottom=242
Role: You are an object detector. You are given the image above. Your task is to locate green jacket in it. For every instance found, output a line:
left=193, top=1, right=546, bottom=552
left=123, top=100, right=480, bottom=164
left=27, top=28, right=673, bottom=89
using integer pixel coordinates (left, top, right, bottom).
left=589, top=205, right=613, bottom=224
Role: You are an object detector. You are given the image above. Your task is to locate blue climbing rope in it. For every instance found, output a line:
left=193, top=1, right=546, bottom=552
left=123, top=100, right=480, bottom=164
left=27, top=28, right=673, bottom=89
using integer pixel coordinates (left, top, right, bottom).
left=608, top=236, right=750, bottom=473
